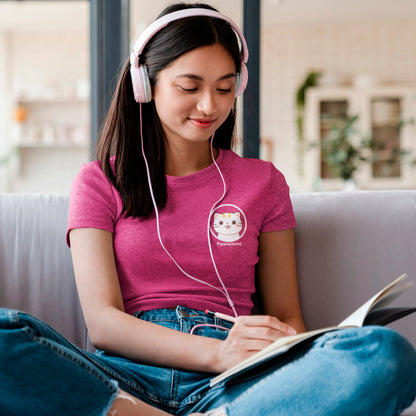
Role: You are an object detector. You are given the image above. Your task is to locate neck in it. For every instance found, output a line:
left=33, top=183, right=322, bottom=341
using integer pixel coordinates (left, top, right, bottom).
left=165, top=141, right=218, bottom=177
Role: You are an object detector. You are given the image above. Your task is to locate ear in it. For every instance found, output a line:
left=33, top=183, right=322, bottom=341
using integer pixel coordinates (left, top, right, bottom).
left=214, top=213, right=222, bottom=220
left=234, top=212, right=240, bottom=218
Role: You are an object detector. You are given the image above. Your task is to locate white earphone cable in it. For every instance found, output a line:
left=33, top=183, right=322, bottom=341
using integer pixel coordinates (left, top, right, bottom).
left=206, top=138, right=237, bottom=317
left=139, top=104, right=237, bottom=316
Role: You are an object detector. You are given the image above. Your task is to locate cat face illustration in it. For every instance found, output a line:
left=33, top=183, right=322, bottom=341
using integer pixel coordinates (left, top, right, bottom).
left=213, top=212, right=243, bottom=242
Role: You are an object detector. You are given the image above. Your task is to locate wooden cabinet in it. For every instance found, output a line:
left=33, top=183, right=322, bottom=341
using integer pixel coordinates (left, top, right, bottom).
left=304, top=86, right=416, bottom=190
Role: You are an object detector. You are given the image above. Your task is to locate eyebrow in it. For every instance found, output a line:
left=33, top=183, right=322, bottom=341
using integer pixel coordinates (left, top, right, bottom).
left=175, top=73, right=236, bottom=82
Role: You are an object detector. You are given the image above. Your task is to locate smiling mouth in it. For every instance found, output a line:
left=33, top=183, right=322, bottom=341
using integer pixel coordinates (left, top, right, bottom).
left=189, top=118, right=216, bottom=128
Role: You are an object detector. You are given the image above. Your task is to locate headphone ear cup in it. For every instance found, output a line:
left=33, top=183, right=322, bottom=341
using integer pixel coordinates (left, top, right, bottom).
left=130, top=65, right=144, bottom=103
left=235, top=63, right=248, bottom=97
left=130, top=65, right=152, bottom=103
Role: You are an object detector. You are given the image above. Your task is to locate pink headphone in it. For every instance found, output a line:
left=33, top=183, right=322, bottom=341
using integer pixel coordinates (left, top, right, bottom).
left=130, top=8, right=249, bottom=103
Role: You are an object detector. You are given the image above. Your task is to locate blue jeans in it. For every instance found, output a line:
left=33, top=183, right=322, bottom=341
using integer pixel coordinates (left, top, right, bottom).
left=0, top=306, right=415, bottom=416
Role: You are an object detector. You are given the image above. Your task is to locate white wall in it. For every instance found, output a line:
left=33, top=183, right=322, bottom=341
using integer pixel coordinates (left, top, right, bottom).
left=0, top=1, right=90, bottom=194
left=10, top=32, right=89, bottom=100
left=261, top=20, right=416, bottom=191
left=3, top=31, right=89, bottom=193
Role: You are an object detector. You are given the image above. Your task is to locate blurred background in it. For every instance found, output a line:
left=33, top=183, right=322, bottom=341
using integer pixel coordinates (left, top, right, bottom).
left=0, top=0, right=415, bottom=194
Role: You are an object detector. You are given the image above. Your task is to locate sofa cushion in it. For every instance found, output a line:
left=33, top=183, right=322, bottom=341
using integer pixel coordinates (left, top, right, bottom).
left=0, top=193, right=88, bottom=349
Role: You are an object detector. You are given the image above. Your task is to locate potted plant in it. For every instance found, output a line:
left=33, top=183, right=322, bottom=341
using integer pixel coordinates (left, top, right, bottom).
left=319, top=114, right=415, bottom=188
left=320, top=114, right=364, bottom=183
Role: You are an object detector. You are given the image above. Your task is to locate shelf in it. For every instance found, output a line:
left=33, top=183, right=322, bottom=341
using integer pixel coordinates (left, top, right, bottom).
left=371, top=122, right=400, bottom=128
left=16, top=143, right=89, bottom=150
left=15, top=97, right=89, bottom=104
left=320, top=119, right=349, bottom=128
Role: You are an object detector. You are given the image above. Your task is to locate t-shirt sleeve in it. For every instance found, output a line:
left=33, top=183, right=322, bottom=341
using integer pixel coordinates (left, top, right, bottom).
left=260, top=164, right=296, bottom=232
left=66, top=162, right=118, bottom=246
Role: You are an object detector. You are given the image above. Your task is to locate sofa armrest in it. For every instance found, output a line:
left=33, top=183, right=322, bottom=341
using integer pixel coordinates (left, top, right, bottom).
left=0, top=193, right=89, bottom=349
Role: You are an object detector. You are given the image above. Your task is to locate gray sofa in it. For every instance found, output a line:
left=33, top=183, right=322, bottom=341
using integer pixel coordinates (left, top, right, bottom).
left=1, top=191, right=415, bottom=414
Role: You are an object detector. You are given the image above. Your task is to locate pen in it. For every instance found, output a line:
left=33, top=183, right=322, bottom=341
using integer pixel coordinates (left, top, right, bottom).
left=205, top=309, right=237, bottom=323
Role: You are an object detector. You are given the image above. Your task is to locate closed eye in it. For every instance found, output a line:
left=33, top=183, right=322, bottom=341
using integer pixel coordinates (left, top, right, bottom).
left=178, top=86, right=231, bottom=94
left=217, top=88, right=232, bottom=94
left=178, top=86, right=198, bottom=93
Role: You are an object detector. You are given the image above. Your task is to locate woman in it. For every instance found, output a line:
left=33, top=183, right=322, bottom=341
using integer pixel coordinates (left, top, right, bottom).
left=1, top=3, right=415, bottom=415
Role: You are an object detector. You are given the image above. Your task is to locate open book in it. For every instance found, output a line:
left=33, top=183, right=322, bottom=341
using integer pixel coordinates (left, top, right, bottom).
left=210, top=273, right=415, bottom=387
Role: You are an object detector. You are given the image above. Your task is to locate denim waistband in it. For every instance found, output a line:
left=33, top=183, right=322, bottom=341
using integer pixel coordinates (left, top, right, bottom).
left=133, top=306, right=234, bottom=335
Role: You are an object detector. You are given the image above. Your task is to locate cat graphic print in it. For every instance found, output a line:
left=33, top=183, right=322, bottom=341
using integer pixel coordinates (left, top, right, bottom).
left=211, top=204, right=247, bottom=243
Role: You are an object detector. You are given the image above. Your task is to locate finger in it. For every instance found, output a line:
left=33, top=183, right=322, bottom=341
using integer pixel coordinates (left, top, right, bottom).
left=235, top=336, right=278, bottom=352
left=241, top=325, right=291, bottom=342
left=235, top=315, right=297, bottom=336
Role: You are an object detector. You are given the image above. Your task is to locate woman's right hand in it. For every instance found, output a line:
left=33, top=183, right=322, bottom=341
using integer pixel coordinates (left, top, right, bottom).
left=213, top=314, right=297, bottom=372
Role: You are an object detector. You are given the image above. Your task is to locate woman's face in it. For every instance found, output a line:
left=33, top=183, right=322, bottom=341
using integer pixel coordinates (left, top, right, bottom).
left=152, top=43, right=237, bottom=147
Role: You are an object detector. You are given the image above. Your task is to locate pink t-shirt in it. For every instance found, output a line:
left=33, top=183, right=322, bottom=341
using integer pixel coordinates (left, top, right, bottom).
left=67, top=149, right=296, bottom=316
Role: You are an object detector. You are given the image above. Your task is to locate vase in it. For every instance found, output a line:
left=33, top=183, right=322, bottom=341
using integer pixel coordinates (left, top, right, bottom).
left=343, top=178, right=357, bottom=191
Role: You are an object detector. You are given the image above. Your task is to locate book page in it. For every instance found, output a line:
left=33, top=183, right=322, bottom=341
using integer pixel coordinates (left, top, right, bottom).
left=371, top=281, right=414, bottom=310
left=338, top=274, right=408, bottom=328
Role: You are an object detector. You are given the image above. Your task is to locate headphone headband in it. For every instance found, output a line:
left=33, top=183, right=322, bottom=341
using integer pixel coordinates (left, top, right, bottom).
left=130, top=8, right=249, bottom=103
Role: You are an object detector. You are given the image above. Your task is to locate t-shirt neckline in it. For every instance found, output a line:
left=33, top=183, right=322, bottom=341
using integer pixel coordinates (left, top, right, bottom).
left=166, top=148, right=227, bottom=186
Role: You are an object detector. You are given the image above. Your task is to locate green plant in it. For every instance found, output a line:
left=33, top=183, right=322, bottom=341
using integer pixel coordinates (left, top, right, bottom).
left=319, top=114, right=415, bottom=181
left=0, top=149, right=18, bottom=168
left=320, top=114, right=364, bottom=180
left=295, top=71, right=321, bottom=175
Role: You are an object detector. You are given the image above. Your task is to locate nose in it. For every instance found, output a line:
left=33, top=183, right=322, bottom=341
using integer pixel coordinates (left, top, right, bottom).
left=196, top=90, right=216, bottom=115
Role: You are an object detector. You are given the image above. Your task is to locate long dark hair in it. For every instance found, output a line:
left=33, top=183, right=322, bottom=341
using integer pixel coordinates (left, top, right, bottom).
left=96, top=3, right=242, bottom=218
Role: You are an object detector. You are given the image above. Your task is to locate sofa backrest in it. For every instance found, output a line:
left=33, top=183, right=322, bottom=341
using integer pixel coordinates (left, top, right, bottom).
left=0, top=191, right=415, bottom=350
left=0, top=194, right=88, bottom=349
left=292, top=190, right=416, bottom=347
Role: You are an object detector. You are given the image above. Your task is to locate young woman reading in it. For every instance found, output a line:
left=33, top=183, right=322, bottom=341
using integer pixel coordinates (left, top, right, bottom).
left=1, top=3, right=415, bottom=415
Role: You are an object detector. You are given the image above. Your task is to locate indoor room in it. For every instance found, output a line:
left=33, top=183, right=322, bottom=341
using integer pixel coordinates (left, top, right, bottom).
left=0, top=1, right=415, bottom=415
